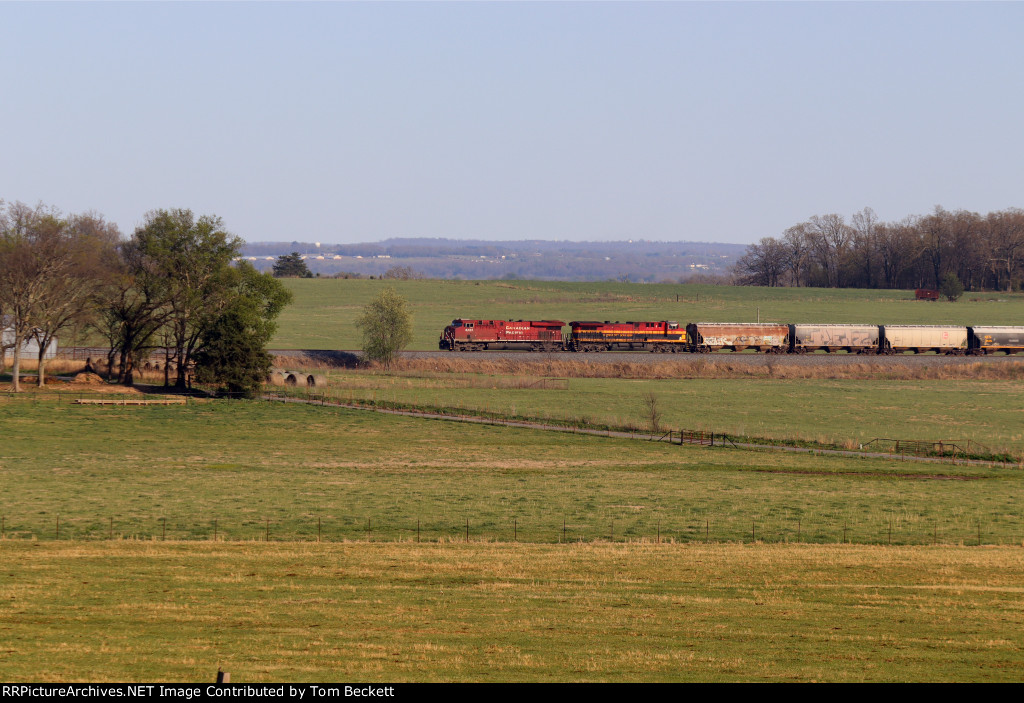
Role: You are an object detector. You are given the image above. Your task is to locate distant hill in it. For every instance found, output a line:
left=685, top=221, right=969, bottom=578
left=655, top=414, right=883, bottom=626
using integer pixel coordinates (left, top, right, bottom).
left=240, top=238, right=745, bottom=282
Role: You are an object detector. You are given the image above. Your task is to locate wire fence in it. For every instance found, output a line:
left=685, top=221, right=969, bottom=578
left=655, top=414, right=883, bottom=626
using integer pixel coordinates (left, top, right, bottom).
left=1, top=513, right=1018, bottom=547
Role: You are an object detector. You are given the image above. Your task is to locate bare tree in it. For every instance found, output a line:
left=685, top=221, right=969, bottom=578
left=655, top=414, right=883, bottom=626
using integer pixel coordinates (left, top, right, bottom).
left=734, top=204, right=1024, bottom=293
left=735, top=237, right=789, bottom=286
left=29, top=212, right=120, bottom=386
left=642, top=390, right=662, bottom=434
left=0, top=202, right=66, bottom=391
left=382, top=265, right=420, bottom=280
left=781, top=224, right=811, bottom=287
left=985, top=208, right=1024, bottom=292
left=806, top=214, right=853, bottom=287
left=850, top=207, right=880, bottom=288
left=876, top=217, right=922, bottom=289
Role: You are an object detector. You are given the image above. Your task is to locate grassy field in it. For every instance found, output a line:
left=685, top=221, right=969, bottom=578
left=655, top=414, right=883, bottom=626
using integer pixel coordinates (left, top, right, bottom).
left=2, top=541, right=1022, bottom=682
left=2, top=397, right=1021, bottom=545
left=269, top=371, right=1024, bottom=456
left=269, top=279, right=1024, bottom=350
left=10, top=274, right=1024, bottom=682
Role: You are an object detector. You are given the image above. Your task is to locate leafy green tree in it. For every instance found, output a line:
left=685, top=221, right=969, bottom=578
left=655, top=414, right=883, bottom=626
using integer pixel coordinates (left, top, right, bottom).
left=193, top=262, right=292, bottom=397
left=192, top=308, right=271, bottom=398
left=940, top=271, right=965, bottom=301
left=355, top=287, right=412, bottom=368
left=130, top=209, right=242, bottom=389
left=272, top=252, right=313, bottom=278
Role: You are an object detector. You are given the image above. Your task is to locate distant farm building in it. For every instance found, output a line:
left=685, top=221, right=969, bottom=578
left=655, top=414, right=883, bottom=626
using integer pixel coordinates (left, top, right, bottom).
left=1, top=321, right=58, bottom=359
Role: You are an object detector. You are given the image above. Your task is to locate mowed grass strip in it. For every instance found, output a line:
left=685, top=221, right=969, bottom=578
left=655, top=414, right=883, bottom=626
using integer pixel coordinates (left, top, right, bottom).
left=1, top=399, right=1021, bottom=545
left=1, top=542, right=1022, bottom=682
left=269, top=279, right=1024, bottom=350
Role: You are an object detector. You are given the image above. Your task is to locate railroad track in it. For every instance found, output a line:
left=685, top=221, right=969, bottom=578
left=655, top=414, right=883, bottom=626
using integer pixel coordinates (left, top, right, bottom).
left=60, top=347, right=1024, bottom=368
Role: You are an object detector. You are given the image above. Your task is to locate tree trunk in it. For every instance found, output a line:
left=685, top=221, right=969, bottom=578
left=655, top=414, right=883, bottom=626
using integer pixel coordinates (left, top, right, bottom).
left=118, top=348, right=128, bottom=384
left=11, top=332, right=21, bottom=392
left=124, top=354, right=135, bottom=387
left=36, top=346, right=46, bottom=388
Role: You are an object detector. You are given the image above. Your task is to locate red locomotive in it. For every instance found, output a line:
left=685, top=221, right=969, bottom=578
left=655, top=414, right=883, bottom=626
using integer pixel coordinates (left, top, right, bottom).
left=567, top=320, right=685, bottom=352
left=439, top=319, right=565, bottom=352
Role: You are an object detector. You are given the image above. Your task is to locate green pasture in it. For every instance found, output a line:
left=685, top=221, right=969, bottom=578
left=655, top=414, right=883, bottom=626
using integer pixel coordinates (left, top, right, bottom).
left=1, top=398, right=1021, bottom=545
left=2, top=542, right=1023, bottom=682
left=271, top=279, right=1024, bottom=350
left=277, top=373, right=1024, bottom=456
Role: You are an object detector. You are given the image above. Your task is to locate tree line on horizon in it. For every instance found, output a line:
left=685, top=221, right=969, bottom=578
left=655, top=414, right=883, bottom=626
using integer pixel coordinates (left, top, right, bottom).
left=0, top=200, right=291, bottom=395
left=734, top=206, right=1024, bottom=292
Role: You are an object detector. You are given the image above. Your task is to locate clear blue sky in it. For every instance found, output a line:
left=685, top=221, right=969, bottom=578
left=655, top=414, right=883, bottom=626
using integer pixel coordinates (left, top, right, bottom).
left=2, top=1, right=1022, bottom=245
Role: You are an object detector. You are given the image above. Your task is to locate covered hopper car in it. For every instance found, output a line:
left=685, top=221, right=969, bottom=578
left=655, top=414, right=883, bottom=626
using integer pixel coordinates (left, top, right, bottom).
left=880, top=325, right=968, bottom=355
left=789, top=324, right=880, bottom=354
left=967, top=326, right=1024, bottom=355
left=686, top=322, right=789, bottom=353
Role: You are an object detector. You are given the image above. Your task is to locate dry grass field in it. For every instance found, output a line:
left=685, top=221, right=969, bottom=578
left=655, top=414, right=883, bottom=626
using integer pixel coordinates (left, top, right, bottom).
left=1, top=541, right=1022, bottom=682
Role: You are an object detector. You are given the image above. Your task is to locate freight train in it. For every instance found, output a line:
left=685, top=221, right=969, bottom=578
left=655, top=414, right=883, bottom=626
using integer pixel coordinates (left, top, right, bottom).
left=438, top=319, right=1024, bottom=355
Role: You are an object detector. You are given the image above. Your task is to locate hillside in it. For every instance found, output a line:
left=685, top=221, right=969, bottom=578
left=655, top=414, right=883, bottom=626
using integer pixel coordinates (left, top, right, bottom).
left=240, top=238, right=746, bottom=281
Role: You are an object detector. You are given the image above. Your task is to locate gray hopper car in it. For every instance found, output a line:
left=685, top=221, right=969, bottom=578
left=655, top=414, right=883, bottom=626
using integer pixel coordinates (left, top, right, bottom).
left=789, top=324, right=880, bottom=353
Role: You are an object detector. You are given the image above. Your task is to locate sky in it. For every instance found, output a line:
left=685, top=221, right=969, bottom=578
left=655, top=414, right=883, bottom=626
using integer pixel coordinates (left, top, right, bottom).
left=2, top=1, right=1022, bottom=246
